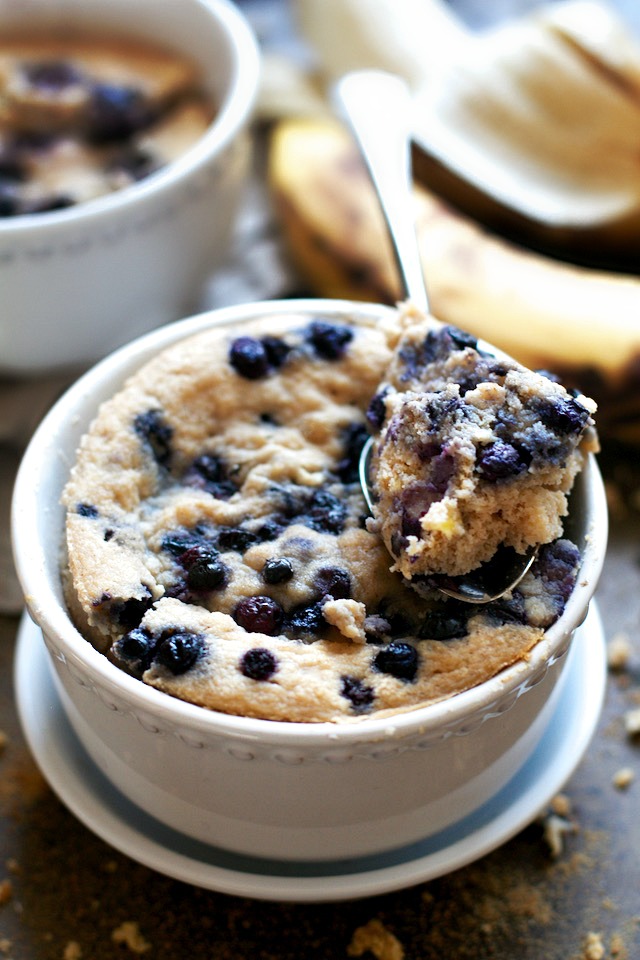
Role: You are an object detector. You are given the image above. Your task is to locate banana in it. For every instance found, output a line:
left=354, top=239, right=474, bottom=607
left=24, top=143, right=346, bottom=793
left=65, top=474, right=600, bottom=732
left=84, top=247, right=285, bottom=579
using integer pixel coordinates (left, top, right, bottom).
left=292, top=0, right=640, bottom=260
left=268, top=117, right=640, bottom=445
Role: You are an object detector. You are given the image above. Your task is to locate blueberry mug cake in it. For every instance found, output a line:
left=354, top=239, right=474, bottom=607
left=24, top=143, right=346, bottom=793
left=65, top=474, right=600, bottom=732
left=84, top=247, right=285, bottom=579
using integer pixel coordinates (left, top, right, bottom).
left=61, top=305, right=597, bottom=722
left=0, top=35, right=213, bottom=216
left=368, top=319, right=598, bottom=584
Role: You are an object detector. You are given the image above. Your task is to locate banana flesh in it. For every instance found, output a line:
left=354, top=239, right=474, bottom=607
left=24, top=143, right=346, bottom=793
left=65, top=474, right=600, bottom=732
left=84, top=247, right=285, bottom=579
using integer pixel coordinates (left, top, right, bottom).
left=268, top=117, right=640, bottom=445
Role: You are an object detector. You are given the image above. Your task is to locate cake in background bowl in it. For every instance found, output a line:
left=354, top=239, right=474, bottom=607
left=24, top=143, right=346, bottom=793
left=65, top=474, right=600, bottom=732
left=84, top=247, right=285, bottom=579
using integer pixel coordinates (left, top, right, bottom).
left=0, top=0, right=260, bottom=375
left=0, top=35, right=215, bottom=216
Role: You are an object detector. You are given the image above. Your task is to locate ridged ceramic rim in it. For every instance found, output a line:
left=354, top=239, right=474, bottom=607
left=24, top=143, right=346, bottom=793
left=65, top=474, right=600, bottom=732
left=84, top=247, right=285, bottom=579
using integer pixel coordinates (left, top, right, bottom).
left=11, top=299, right=609, bottom=747
left=0, top=0, right=260, bottom=235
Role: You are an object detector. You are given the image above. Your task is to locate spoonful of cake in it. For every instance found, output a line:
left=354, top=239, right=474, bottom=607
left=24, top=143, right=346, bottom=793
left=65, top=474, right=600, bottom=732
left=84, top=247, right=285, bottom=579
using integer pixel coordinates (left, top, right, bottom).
left=334, top=69, right=598, bottom=604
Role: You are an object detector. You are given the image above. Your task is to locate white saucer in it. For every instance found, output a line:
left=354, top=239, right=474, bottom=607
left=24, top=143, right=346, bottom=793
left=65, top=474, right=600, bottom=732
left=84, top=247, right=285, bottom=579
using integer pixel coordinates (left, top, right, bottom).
left=14, top=606, right=606, bottom=903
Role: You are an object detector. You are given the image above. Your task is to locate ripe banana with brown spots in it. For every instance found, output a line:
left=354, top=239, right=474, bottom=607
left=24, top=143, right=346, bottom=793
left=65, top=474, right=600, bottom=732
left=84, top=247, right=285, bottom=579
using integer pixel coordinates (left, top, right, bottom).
left=268, top=117, right=640, bottom=445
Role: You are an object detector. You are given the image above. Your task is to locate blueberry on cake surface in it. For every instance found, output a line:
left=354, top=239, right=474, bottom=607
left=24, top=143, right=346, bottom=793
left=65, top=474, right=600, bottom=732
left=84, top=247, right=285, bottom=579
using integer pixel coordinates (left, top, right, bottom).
left=0, top=36, right=212, bottom=216
left=368, top=316, right=598, bottom=581
left=61, top=306, right=593, bottom=722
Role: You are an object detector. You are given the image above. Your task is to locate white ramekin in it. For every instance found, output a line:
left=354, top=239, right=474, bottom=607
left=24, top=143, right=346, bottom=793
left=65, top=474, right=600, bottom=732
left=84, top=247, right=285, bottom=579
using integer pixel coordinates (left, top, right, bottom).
left=0, top=0, right=259, bottom=375
left=11, top=299, right=608, bottom=861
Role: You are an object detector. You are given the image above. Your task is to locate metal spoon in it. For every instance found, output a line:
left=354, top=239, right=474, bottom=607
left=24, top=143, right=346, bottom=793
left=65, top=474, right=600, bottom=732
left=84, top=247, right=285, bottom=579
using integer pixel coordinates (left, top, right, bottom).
left=334, top=69, right=537, bottom=603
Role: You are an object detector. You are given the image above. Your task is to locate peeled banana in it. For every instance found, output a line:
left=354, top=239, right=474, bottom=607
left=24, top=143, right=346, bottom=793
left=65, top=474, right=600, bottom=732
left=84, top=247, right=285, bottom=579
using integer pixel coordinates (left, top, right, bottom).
left=268, top=117, right=640, bottom=445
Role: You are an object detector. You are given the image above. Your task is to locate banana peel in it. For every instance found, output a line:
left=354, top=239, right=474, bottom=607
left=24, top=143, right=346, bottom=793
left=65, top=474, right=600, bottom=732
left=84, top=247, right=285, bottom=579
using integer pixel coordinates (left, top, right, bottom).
left=268, top=116, right=640, bottom=445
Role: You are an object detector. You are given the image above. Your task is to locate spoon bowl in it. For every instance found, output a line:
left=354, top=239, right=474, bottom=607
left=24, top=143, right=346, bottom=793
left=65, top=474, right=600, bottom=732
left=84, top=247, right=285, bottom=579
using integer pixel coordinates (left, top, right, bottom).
left=335, top=68, right=540, bottom=604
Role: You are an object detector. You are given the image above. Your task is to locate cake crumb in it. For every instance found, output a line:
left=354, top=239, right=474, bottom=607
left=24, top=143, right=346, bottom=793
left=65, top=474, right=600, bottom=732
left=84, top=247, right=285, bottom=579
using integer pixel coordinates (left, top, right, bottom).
left=623, top=708, right=640, bottom=737
left=550, top=792, right=572, bottom=817
left=542, top=812, right=577, bottom=858
left=111, top=922, right=151, bottom=954
left=610, top=932, right=627, bottom=957
left=0, top=731, right=7, bottom=754
left=63, top=942, right=82, bottom=960
left=607, top=633, right=632, bottom=671
left=612, top=767, right=634, bottom=790
left=583, top=931, right=605, bottom=959
left=0, top=880, right=12, bottom=906
left=347, top=919, right=404, bottom=960
left=0, top=939, right=12, bottom=955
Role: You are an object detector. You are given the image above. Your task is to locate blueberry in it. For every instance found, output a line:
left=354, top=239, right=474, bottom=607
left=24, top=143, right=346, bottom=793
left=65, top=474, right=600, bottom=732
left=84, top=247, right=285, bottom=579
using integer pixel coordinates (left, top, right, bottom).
left=285, top=601, right=326, bottom=637
left=340, top=675, right=375, bottom=712
left=261, top=335, right=291, bottom=369
left=162, top=527, right=212, bottom=559
left=273, top=484, right=348, bottom=535
left=76, top=503, right=99, bottom=518
left=87, top=83, right=155, bottom=142
left=313, top=566, right=351, bottom=599
left=418, top=609, right=469, bottom=640
left=186, top=555, right=228, bottom=592
left=229, top=336, right=271, bottom=379
left=0, top=183, right=20, bottom=217
left=133, top=409, right=173, bottom=468
left=259, top=412, right=279, bottom=426
left=23, top=194, right=74, bottom=215
left=401, top=325, right=478, bottom=376
left=399, top=461, right=454, bottom=538
left=240, top=647, right=278, bottom=681
left=420, top=328, right=455, bottom=364
left=23, top=60, right=83, bottom=90
left=154, top=630, right=206, bottom=675
left=516, top=421, right=566, bottom=466
left=423, top=394, right=461, bottom=432
left=302, top=489, right=347, bottom=535
left=216, top=527, right=260, bottom=553
left=397, top=341, right=423, bottom=382
left=456, top=372, right=485, bottom=395
left=430, top=448, right=457, bottom=493
left=366, top=389, right=389, bottom=431
left=254, top=517, right=286, bottom=542
left=183, top=453, right=238, bottom=500
left=484, top=592, right=527, bottom=626
left=390, top=530, right=408, bottom=557
left=107, top=146, right=156, bottom=182
left=107, top=589, right=154, bottom=630
left=306, top=320, right=353, bottom=360
left=373, top=641, right=419, bottom=681
left=415, top=439, right=445, bottom=464
left=476, top=440, right=528, bottom=482
left=13, top=131, right=57, bottom=152
left=533, top=396, right=590, bottom=436
left=443, top=325, right=478, bottom=352
left=375, top=602, right=414, bottom=638
left=234, top=596, right=284, bottom=636
left=262, top=557, right=294, bottom=584
left=335, top=422, right=369, bottom=484
left=0, top=145, right=26, bottom=182
left=363, top=615, right=392, bottom=643
left=112, top=626, right=155, bottom=673
left=534, top=539, right=580, bottom=604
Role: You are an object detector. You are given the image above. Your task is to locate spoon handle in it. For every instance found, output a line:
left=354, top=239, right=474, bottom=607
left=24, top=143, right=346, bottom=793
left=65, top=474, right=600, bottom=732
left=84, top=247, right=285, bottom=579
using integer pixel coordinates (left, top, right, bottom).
left=333, top=69, right=430, bottom=314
